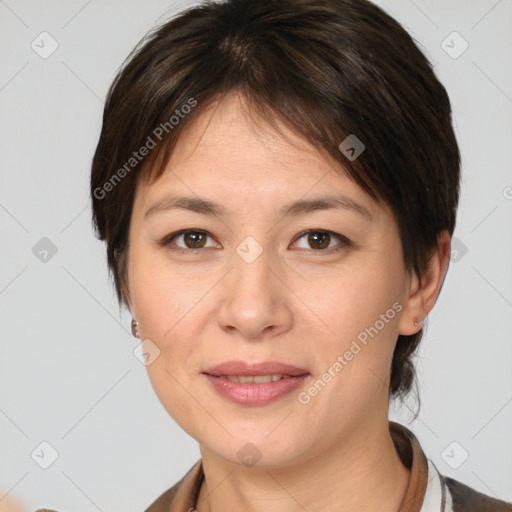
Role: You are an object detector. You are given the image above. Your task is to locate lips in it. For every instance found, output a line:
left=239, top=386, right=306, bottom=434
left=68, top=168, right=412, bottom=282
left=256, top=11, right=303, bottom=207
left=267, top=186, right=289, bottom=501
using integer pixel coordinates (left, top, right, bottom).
left=203, top=360, right=309, bottom=377
left=202, top=360, right=310, bottom=406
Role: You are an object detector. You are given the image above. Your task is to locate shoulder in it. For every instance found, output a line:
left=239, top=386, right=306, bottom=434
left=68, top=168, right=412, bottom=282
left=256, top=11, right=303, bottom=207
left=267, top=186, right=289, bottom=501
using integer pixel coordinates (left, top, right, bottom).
left=444, top=475, right=512, bottom=511
left=143, top=485, right=180, bottom=512
left=144, top=459, right=203, bottom=512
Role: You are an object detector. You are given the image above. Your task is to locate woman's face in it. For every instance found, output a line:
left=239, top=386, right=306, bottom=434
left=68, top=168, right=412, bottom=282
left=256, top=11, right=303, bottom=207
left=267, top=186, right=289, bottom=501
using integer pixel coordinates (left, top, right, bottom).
left=127, top=94, right=417, bottom=467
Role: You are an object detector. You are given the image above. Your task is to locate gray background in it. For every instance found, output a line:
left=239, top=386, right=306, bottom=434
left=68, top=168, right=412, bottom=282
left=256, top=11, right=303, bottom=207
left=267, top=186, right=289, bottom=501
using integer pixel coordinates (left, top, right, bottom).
left=0, top=0, right=511, bottom=510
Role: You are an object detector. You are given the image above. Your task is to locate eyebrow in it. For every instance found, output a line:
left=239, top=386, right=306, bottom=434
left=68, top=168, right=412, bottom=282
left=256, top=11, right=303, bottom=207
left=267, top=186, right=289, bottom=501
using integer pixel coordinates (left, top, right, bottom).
left=144, top=194, right=373, bottom=220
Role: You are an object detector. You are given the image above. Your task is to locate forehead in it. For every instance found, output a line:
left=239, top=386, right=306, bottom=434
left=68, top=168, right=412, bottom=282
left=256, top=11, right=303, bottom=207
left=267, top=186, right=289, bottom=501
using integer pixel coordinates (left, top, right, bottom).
left=169, top=94, right=329, bottom=169
left=135, top=93, right=379, bottom=218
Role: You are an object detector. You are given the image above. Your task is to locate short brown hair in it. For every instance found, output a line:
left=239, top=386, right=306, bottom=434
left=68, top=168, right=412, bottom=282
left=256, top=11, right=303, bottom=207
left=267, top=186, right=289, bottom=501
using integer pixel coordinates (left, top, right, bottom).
left=90, top=0, right=460, bottom=400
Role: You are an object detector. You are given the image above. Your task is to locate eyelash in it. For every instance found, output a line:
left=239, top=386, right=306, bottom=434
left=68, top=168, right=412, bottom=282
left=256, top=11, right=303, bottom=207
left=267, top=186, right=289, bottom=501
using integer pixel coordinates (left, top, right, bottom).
left=159, top=229, right=351, bottom=255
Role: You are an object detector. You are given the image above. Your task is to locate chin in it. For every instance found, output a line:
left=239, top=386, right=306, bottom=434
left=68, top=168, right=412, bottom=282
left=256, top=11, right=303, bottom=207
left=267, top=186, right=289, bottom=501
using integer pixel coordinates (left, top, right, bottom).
left=202, top=432, right=307, bottom=469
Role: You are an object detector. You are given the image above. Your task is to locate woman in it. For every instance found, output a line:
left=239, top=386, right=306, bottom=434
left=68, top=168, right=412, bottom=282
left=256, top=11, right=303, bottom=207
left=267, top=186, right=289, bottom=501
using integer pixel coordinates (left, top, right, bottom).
left=37, top=0, right=512, bottom=510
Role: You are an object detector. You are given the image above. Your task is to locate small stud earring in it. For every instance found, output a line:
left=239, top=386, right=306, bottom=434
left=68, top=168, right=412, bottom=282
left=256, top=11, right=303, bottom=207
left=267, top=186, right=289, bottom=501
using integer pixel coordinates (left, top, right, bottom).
left=131, top=319, right=140, bottom=338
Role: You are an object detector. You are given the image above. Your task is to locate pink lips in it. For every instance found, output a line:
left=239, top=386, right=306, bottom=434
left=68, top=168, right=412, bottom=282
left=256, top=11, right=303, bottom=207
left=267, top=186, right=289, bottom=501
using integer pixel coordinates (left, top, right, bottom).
left=203, top=360, right=310, bottom=406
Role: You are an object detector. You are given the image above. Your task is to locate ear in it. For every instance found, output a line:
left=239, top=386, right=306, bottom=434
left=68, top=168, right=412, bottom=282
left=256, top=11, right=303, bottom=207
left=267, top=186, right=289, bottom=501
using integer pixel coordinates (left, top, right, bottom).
left=398, top=230, right=451, bottom=336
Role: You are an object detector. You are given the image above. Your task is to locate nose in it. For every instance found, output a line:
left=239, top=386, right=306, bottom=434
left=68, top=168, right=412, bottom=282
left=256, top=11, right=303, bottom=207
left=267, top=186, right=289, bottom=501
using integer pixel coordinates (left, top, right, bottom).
left=216, top=247, right=293, bottom=341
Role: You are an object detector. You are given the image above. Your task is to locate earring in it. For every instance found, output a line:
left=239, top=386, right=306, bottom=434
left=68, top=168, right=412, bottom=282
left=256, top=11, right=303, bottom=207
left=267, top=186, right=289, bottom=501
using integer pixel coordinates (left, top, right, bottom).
left=131, top=319, right=140, bottom=338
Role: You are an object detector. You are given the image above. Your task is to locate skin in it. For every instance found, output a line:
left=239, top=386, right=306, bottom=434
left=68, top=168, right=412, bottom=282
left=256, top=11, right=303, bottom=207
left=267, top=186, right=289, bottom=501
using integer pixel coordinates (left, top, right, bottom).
left=126, top=92, right=451, bottom=512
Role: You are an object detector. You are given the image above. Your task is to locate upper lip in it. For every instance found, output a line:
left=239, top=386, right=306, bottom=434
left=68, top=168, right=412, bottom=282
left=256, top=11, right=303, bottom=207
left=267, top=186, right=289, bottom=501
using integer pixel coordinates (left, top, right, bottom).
left=203, top=360, right=309, bottom=377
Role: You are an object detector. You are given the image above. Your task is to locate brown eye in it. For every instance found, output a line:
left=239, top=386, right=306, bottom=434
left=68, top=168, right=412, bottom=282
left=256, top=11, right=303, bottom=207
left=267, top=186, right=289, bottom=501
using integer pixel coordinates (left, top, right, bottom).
left=307, top=232, right=331, bottom=250
left=293, top=230, right=350, bottom=252
left=163, top=230, right=219, bottom=251
left=182, top=231, right=207, bottom=249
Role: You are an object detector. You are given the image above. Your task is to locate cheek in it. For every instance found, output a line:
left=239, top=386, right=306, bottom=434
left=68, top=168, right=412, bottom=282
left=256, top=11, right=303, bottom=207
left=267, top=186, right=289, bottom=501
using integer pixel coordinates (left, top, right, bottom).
left=305, top=258, right=405, bottom=345
left=127, top=245, right=217, bottom=379
left=299, top=254, right=406, bottom=403
left=128, top=243, right=200, bottom=335
left=128, top=253, right=211, bottom=436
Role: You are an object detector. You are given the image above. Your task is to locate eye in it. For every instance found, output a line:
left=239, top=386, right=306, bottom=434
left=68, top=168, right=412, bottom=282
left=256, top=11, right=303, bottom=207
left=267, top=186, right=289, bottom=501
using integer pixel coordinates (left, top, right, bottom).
left=160, top=229, right=350, bottom=254
left=292, top=230, right=350, bottom=252
left=161, top=229, right=219, bottom=252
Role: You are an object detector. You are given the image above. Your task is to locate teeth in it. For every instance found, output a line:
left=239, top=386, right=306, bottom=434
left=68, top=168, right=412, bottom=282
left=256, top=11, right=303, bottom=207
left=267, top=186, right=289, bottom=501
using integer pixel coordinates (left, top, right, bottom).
left=219, top=374, right=292, bottom=383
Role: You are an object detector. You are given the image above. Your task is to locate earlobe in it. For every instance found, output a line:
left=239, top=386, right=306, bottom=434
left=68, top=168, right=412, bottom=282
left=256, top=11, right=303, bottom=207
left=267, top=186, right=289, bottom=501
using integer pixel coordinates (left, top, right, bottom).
left=131, top=318, right=140, bottom=338
left=398, top=230, right=451, bottom=336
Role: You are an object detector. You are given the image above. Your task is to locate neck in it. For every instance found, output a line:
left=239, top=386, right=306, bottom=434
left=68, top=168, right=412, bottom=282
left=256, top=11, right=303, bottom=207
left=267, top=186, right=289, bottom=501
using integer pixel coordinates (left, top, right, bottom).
left=196, top=420, right=411, bottom=512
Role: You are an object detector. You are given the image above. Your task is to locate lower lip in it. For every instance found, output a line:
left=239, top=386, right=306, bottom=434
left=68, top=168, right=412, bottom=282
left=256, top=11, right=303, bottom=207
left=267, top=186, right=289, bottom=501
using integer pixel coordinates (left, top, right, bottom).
left=203, top=374, right=309, bottom=406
